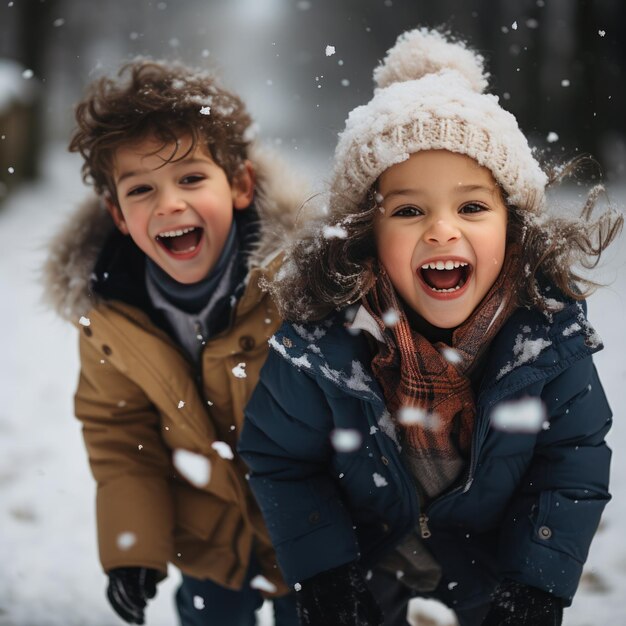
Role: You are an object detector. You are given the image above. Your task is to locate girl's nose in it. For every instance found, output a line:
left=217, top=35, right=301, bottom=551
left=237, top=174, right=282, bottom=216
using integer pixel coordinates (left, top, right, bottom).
left=424, top=218, right=461, bottom=245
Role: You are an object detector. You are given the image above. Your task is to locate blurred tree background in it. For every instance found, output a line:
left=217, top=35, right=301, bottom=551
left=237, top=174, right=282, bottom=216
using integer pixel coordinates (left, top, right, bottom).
left=0, top=0, right=624, bottom=201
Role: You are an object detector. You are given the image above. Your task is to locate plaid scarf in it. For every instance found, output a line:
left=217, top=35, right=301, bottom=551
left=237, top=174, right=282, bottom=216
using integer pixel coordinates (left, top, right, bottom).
left=363, top=245, right=521, bottom=499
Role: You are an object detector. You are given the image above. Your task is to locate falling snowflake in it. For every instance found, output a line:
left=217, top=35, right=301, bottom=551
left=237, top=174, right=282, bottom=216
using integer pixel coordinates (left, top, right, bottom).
left=199, top=106, right=211, bottom=115
left=398, top=406, right=440, bottom=430
left=441, top=347, right=462, bottom=364
left=116, top=531, right=137, bottom=550
left=193, top=595, right=205, bottom=610
left=373, top=473, right=388, bottom=488
left=382, top=308, right=399, bottom=327
left=250, top=575, right=277, bottom=593
left=211, top=441, right=234, bottom=460
left=78, top=316, right=91, bottom=326
left=232, top=363, right=247, bottom=378
left=173, top=449, right=212, bottom=487
left=490, top=397, right=545, bottom=433
left=325, top=45, right=336, bottom=57
left=178, top=400, right=185, bottom=409
left=330, top=429, right=362, bottom=452
left=547, top=132, right=559, bottom=143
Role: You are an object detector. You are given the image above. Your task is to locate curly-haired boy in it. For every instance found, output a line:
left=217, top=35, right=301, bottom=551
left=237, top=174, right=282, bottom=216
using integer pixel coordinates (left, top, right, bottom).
left=44, top=59, right=304, bottom=626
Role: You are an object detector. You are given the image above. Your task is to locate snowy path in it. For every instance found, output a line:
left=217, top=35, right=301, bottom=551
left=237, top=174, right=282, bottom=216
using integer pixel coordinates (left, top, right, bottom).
left=0, top=146, right=624, bottom=625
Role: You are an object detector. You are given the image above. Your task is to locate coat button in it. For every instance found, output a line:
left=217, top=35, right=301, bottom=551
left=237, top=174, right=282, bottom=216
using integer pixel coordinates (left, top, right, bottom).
left=308, top=511, right=320, bottom=524
left=381, top=522, right=389, bottom=533
left=381, top=456, right=389, bottom=466
left=282, top=337, right=293, bottom=348
left=538, top=525, right=552, bottom=539
left=102, top=345, right=112, bottom=356
left=239, top=335, right=256, bottom=352
left=82, top=326, right=92, bottom=337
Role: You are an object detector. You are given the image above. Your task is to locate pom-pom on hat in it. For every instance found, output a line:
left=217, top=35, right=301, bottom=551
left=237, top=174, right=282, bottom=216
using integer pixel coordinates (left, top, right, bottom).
left=331, top=27, right=547, bottom=212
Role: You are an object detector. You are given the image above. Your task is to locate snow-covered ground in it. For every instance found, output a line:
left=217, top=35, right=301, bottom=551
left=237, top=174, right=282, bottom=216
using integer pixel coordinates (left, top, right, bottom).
left=0, top=144, right=624, bottom=625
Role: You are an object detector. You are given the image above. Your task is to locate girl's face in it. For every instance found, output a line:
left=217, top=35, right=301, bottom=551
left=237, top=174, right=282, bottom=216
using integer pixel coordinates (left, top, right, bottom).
left=374, top=149, right=508, bottom=329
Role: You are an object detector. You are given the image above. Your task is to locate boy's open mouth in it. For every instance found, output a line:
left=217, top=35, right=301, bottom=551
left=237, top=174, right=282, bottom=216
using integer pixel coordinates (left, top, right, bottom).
left=156, top=227, right=203, bottom=255
left=419, top=260, right=472, bottom=293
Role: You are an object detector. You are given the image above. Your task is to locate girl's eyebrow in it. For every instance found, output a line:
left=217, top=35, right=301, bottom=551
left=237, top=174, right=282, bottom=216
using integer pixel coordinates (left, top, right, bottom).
left=382, top=188, right=420, bottom=200
left=454, top=183, right=496, bottom=194
left=383, top=183, right=495, bottom=200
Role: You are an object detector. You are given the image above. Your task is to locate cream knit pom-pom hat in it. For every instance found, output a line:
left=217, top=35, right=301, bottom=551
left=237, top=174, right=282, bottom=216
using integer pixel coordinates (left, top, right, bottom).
left=330, top=28, right=547, bottom=211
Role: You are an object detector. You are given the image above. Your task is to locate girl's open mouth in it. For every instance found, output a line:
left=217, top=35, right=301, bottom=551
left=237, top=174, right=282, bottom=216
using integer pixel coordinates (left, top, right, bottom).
left=418, top=260, right=472, bottom=295
left=156, top=226, right=203, bottom=256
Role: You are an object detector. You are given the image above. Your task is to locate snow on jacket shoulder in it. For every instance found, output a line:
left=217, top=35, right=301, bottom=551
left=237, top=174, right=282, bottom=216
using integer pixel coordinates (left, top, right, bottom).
left=239, top=297, right=611, bottom=607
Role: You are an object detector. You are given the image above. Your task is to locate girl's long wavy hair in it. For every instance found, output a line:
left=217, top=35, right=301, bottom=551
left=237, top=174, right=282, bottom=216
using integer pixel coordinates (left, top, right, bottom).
left=268, top=155, right=623, bottom=322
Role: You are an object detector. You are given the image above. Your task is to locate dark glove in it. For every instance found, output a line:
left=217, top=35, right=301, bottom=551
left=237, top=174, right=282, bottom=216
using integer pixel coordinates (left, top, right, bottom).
left=296, top=562, right=384, bottom=626
left=482, top=579, right=563, bottom=626
left=106, top=567, right=158, bottom=625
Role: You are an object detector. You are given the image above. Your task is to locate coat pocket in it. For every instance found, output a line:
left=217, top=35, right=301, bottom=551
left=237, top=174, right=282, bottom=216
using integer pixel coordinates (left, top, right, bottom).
left=173, top=482, right=239, bottom=543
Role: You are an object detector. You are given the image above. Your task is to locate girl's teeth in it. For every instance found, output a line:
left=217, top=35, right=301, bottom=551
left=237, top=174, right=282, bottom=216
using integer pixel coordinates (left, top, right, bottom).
left=430, top=285, right=461, bottom=293
left=421, top=260, right=469, bottom=270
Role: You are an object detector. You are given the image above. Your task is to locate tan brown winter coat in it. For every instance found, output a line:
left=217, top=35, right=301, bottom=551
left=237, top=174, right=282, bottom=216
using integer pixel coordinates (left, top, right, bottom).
left=43, top=146, right=307, bottom=594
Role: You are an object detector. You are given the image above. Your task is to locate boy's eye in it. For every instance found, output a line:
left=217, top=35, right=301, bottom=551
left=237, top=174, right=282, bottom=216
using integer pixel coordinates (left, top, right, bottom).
left=393, top=206, right=422, bottom=217
left=180, top=174, right=205, bottom=185
left=127, top=185, right=152, bottom=197
left=460, top=202, right=487, bottom=214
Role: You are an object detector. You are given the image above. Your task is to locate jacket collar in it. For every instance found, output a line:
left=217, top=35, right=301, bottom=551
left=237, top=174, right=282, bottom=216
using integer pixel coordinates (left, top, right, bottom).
left=273, top=296, right=602, bottom=406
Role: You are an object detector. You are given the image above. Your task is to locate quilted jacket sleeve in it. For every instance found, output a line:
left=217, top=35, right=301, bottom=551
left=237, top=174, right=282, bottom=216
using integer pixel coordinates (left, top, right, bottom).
left=239, top=348, right=360, bottom=586
left=497, top=356, right=612, bottom=603
left=75, top=333, right=174, bottom=576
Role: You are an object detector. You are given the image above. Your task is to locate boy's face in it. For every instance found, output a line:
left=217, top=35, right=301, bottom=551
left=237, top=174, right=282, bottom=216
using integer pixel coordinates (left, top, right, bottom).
left=374, top=149, right=508, bottom=329
left=106, top=135, right=254, bottom=284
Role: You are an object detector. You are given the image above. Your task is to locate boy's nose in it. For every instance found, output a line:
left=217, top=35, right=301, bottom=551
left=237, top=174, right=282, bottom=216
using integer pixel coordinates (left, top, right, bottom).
left=155, top=190, right=186, bottom=216
left=424, top=218, right=461, bottom=245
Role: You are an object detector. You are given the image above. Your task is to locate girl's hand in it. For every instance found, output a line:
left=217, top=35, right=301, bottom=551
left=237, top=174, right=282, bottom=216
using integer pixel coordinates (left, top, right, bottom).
left=482, top=578, right=563, bottom=626
left=296, top=562, right=383, bottom=626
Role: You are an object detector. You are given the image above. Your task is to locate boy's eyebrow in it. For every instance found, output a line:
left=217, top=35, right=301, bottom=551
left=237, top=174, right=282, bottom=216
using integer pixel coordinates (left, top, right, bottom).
left=115, top=158, right=213, bottom=185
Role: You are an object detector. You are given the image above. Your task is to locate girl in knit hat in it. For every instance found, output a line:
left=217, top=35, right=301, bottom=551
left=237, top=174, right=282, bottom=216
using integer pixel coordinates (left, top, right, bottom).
left=239, top=28, right=622, bottom=626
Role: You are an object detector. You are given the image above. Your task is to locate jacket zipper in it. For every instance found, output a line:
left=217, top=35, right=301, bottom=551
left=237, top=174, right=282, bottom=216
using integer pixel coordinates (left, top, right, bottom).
left=418, top=514, right=431, bottom=539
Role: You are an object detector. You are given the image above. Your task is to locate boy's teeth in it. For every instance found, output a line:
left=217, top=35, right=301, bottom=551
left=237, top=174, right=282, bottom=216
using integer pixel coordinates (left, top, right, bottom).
left=158, top=226, right=196, bottom=238
left=421, top=260, right=468, bottom=270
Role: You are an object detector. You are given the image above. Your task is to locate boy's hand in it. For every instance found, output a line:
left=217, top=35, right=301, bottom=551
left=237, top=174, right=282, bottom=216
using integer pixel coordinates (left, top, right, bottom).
left=482, top=578, right=563, bottom=626
left=296, top=562, right=383, bottom=626
left=107, top=567, right=158, bottom=625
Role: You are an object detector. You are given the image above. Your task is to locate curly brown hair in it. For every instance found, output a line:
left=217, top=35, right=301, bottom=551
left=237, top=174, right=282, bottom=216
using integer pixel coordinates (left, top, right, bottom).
left=68, top=59, right=253, bottom=205
left=268, top=155, right=623, bottom=322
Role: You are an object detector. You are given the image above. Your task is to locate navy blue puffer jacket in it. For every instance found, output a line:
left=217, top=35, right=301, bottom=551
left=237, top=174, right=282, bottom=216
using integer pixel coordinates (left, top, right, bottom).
left=239, top=298, right=611, bottom=610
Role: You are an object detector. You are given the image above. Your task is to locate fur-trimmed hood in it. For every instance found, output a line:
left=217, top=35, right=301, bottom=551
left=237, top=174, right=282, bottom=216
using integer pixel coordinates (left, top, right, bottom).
left=43, top=144, right=308, bottom=322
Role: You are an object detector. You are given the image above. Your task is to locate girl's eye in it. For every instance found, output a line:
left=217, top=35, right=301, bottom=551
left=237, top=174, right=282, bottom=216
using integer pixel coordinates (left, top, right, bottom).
left=180, top=174, right=205, bottom=185
left=393, top=206, right=422, bottom=217
left=127, top=185, right=152, bottom=197
left=460, top=202, right=488, bottom=214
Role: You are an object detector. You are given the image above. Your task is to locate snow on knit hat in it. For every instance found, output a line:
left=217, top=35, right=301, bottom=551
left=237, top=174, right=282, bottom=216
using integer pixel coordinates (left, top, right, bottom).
left=330, top=28, right=548, bottom=212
